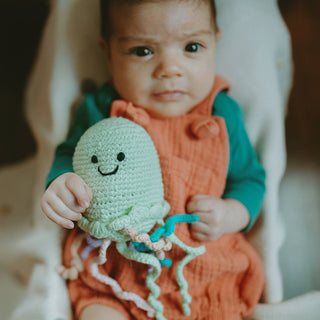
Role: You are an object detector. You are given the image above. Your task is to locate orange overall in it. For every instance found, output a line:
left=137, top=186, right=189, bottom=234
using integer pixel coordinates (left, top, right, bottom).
left=64, top=77, right=264, bottom=319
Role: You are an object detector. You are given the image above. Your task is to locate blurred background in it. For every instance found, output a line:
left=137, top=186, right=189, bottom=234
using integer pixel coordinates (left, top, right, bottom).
left=0, top=0, right=319, bottom=311
left=0, top=0, right=47, bottom=166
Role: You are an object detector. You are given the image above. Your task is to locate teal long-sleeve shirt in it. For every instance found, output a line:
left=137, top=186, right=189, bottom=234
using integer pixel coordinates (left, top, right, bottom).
left=46, top=83, right=265, bottom=232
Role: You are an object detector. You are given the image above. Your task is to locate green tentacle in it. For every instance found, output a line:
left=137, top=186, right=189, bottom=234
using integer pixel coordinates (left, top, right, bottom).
left=168, top=234, right=206, bottom=316
left=116, top=242, right=166, bottom=320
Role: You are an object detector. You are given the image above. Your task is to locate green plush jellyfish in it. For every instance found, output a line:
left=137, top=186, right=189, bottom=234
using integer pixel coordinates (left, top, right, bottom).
left=71, top=117, right=205, bottom=320
left=73, top=116, right=169, bottom=241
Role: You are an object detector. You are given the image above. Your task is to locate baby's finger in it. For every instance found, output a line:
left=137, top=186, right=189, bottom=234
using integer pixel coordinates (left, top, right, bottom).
left=65, top=177, right=91, bottom=208
left=194, top=211, right=214, bottom=224
left=56, top=188, right=85, bottom=213
left=191, top=221, right=211, bottom=235
left=84, top=184, right=93, bottom=201
left=191, top=227, right=221, bottom=242
left=47, top=195, right=82, bottom=222
left=191, top=232, right=209, bottom=242
left=41, top=201, right=74, bottom=229
left=187, top=196, right=217, bottom=213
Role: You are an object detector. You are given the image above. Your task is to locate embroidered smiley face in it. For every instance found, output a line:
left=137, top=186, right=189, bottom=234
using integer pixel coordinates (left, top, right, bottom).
left=91, top=152, right=125, bottom=176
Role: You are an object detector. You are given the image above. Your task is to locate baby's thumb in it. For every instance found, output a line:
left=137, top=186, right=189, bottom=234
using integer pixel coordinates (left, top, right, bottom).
left=77, top=184, right=92, bottom=209
left=68, top=178, right=91, bottom=209
left=84, top=184, right=93, bottom=202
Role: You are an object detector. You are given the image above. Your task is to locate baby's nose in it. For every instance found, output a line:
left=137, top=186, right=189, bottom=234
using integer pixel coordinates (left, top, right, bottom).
left=153, top=54, right=183, bottom=79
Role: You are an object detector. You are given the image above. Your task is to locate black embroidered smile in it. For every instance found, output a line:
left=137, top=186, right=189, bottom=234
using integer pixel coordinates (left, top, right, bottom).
left=91, top=153, right=125, bottom=176
left=98, top=165, right=119, bottom=176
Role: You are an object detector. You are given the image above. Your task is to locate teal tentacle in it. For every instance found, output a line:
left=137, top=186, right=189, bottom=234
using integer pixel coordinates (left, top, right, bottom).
left=116, top=242, right=166, bottom=320
left=168, top=234, right=206, bottom=316
left=150, top=214, right=199, bottom=241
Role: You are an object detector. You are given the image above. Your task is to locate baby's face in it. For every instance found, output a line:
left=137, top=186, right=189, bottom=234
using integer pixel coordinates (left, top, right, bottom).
left=105, top=1, right=219, bottom=117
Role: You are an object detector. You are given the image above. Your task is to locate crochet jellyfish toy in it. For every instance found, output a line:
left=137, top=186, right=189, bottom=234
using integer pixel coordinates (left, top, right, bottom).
left=57, top=117, right=205, bottom=320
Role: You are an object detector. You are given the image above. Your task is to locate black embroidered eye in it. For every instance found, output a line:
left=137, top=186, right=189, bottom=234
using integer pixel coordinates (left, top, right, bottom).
left=117, top=152, right=125, bottom=162
left=91, top=155, right=98, bottom=163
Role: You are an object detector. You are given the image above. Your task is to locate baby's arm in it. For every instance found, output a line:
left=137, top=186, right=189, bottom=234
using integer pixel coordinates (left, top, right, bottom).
left=187, top=92, right=266, bottom=241
left=187, top=195, right=249, bottom=241
left=41, top=172, right=92, bottom=229
left=41, top=93, right=100, bottom=229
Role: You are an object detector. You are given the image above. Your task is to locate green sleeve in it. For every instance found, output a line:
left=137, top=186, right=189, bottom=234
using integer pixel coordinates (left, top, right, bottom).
left=213, top=91, right=266, bottom=232
left=45, top=83, right=118, bottom=188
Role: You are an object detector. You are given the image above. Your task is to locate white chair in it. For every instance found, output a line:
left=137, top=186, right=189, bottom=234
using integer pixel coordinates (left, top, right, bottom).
left=3, top=0, right=319, bottom=319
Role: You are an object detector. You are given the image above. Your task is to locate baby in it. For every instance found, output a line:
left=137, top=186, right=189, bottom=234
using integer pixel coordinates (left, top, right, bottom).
left=41, top=0, right=266, bottom=319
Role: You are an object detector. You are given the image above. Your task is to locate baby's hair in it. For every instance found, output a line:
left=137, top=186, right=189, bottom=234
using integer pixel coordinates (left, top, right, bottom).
left=100, top=0, right=219, bottom=42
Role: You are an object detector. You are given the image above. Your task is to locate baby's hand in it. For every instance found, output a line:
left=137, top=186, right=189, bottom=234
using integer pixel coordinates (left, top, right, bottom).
left=41, top=173, right=92, bottom=229
left=187, top=195, right=250, bottom=241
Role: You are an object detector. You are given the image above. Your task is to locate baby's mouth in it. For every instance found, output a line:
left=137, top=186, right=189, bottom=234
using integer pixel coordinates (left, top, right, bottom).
left=152, top=90, right=185, bottom=102
left=98, top=165, right=119, bottom=176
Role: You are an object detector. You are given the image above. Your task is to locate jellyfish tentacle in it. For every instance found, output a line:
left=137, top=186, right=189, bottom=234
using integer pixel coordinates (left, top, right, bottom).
left=168, top=234, right=206, bottom=316
left=56, top=233, right=85, bottom=280
left=80, top=233, right=103, bottom=260
left=116, top=242, right=166, bottom=320
left=121, top=228, right=172, bottom=261
left=90, top=239, right=155, bottom=318
left=147, top=269, right=167, bottom=320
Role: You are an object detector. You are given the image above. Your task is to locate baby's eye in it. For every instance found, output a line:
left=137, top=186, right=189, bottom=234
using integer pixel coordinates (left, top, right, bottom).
left=117, top=152, right=125, bottom=162
left=91, top=155, right=98, bottom=163
left=130, top=46, right=153, bottom=57
left=185, top=42, right=202, bottom=53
